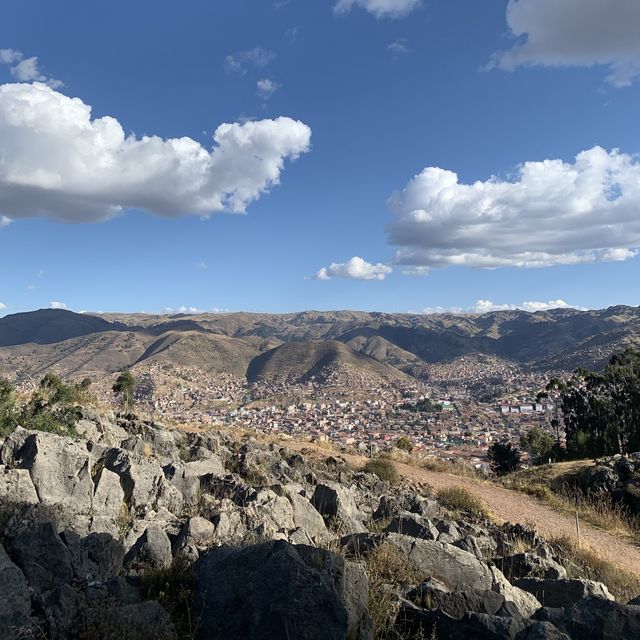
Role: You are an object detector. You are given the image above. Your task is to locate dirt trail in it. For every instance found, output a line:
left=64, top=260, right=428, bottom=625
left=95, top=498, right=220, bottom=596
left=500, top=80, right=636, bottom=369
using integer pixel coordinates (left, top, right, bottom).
left=285, top=441, right=640, bottom=576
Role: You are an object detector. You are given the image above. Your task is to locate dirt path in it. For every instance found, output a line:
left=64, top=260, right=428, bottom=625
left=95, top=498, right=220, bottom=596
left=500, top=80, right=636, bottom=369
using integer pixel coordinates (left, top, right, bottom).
left=284, top=441, right=640, bottom=576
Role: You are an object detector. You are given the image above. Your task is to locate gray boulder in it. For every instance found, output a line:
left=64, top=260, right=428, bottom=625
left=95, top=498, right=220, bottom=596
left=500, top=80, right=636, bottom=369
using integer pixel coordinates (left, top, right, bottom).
left=63, top=530, right=124, bottom=582
left=124, top=525, right=172, bottom=572
left=78, top=600, right=177, bottom=640
left=386, top=534, right=494, bottom=591
left=489, top=566, right=542, bottom=618
left=193, top=540, right=373, bottom=640
left=0, top=544, right=32, bottom=640
left=383, top=513, right=439, bottom=540
left=311, top=482, right=367, bottom=533
left=534, top=596, right=640, bottom=639
left=6, top=430, right=93, bottom=513
left=0, top=464, right=39, bottom=504
left=496, top=552, right=567, bottom=581
left=514, top=577, right=614, bottom=609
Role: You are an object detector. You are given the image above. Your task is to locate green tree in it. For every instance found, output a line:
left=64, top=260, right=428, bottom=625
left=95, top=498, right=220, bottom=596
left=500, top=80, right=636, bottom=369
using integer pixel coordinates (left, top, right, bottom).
left=520, top=426, right=556, bottom=464
left=557, top=348, right=640, bottom=458
left=487, top=441, right=521, bottom=476
left=113, top=369, right=136, bottom=409
left=395, top=436, right=414, bottom=453
left=0, top=377, right=17, bottom=436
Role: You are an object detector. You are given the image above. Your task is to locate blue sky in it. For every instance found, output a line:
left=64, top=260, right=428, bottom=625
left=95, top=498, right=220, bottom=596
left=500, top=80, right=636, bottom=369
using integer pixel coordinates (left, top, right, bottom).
left=1, top=0, right=640, bottom=316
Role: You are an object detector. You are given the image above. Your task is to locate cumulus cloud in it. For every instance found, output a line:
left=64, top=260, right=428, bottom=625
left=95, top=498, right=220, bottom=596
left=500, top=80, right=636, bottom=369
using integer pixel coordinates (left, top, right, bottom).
left=0, top=302, right=6, bottom=310
left=421, top=299, right=584, bottom=315
left=225, top=47, right=276, bottom=76
left=0, top=49, right=63, bottom=88
left=0, top=215, right=9, bottom=227
left=0, top=82, right=311, bottom=223
left=388, top=146, right=640, bottom=270
left=50, top=301, right=67, bottom=310
left=257, top=78, right=280, bottom=100
left=490, top=0, right=640, bottom=87
left=334, top=0, right=420, bottom=18
left=314, top=256, right=392, bottom=280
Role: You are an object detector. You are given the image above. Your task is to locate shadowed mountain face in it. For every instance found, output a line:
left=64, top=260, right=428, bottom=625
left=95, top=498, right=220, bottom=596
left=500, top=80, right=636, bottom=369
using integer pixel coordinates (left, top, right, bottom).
left=1, top=306, right=640, bottom=381
left=246, top=340, right=410, bottom=385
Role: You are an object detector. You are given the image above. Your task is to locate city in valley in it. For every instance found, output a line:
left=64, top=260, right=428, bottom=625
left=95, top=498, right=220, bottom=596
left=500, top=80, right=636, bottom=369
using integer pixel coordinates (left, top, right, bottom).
left=66, top=358, right=562, bottom=471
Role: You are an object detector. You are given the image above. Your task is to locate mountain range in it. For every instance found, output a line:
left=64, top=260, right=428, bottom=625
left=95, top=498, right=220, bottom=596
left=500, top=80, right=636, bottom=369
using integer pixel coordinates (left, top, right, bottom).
left=1, top=306, right=640, bottom=384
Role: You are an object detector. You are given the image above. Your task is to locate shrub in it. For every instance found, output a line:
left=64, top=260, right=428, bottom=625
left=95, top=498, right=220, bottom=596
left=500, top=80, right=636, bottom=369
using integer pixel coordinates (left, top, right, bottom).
left=551, top=535, right=640, bottom=602
left=436, top=485, right=487, bottom=515
left=364, top=458, right=399, bottom=484
left=364, top=543, right=421, bottom=638
left=395, top=436, right=414, bottom=453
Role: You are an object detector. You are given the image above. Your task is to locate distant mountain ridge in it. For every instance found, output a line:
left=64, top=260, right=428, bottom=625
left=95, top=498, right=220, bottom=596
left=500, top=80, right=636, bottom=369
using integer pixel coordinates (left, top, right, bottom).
left=1, top=306, right=640, bottom=382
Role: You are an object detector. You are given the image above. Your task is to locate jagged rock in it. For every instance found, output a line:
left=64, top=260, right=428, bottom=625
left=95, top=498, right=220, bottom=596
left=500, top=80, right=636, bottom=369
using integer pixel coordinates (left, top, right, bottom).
left=0, top=426, right=31, bottom=465
left=407, top=581, right=506, bottom=619
left=396, top=604, right=565, bottom=639
left=386, top=534, right=494, bottom=591
left=285, top=488, right=332, bottom=542
left=193, top=540, right=373, bottom=640
left=409, top=496, right=439, bottom=519
left=62, top=530, right=124, bottom=582
left=91, top=466, right=125, bottom=518
left=514, top=577, right=614, bottom=608
left=6, top=522, right=77, bottom=639
left=496, top=552, right=567, bottom=581
left=454, top=534, right=485, bottom=559
left=0, top=544, right=32, bottom=640
left=7, top=521, right=73, bottom=594
left=311, top=482, right=367, bottom=533
left=78, top=600, right=177, bottom=640
left=173, top=516, right=215, bottom=560
left=244, top=487, right=296, bottom=538
left=124, top=525, right=172, bottom=572
left=436, top=520, right=461, bottom=544
left=372, top=494, right=412, bottom=521
left=5, top=430, right=94, bottom=513
left=0, top=464, right=39, bottom=504
left=103, top=448, right=183, bottom=516
left=163, top=456, right=225, bottom=502
left=489, top=566, right=542, bottom=618
left=383, top=513, right=439, bottom=540
left=211, top=498, right=247, bottom=543
left=534, top=596, right=640, bottom=639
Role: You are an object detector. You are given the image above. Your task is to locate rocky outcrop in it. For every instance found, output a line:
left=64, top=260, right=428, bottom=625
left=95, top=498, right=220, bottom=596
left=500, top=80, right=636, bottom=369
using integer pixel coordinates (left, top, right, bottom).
left=194, top=540, right=373, bottom=640
left=0, top=414, right=637, bottom=639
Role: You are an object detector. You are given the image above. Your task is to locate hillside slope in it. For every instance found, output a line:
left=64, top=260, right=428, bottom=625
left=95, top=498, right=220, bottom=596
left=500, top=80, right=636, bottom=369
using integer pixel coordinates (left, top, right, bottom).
left=246, top=339, right=410, bottom=385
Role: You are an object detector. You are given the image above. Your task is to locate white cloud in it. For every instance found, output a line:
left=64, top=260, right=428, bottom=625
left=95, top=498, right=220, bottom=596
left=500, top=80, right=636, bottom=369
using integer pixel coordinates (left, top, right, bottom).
left=388, top=39, right=410, bottom=57
left=257, top=78, right=280, bottom=100
left=163, top=306, right=203, bottom=314
left=0, top=49, right=63, bottom=89
left=0, top=215, right=10, bottom=227
left=10, top=57, right=64, bottom=89
left=421, top=299, right=584, bottom=315
left=388, top=146, right=640, bottom=270
left=225, top=47, right=276, bottom=76
left=50, top=301, right=67, bottom=310
left=334, top=0, right=420, bottom=18
left=0, top=49, right=22, bottom=64
left=490, top=0, right=640, bottom=87
left=0, top=302, right=6, bottom=309
left=314, top=256, right=392, bottom=280
left=0, top=82, right=311, bottom=223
